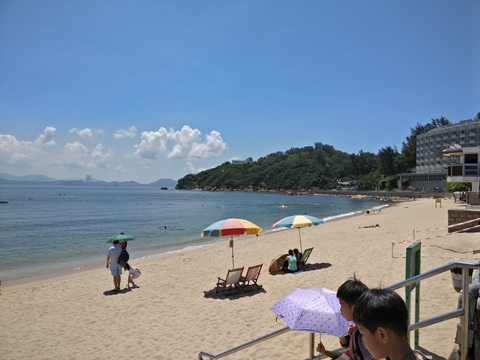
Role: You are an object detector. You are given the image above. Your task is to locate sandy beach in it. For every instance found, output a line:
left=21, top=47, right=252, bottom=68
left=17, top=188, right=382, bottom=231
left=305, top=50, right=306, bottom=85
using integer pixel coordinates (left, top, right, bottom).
left=1, top=197, right=478, bottom=359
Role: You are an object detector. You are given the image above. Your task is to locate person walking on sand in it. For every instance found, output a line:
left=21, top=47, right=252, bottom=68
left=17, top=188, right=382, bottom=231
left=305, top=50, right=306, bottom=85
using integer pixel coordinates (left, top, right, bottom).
left=106, top=240, right=123, bottom=291
left=124, top=263, right=141, bottom=288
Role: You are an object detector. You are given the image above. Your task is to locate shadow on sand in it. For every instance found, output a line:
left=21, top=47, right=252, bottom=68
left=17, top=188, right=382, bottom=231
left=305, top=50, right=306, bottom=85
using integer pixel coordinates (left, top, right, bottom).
left=203, top=285, right=267, bottom=300
left=269, top=262, right=332, bottom=276
left=103, top=287, right=132, bottom=296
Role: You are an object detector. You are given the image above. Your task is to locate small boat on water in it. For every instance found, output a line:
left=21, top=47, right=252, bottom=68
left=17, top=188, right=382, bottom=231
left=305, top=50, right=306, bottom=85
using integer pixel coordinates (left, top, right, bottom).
left=160, top=187, right=168, bottom=190
left=0, top=200, right=8, bottom=204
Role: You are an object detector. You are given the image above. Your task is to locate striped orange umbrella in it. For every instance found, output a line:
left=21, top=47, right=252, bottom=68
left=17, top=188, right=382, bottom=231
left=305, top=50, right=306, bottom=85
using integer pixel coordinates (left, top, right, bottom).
left=202, top=218, right=262, bottom=267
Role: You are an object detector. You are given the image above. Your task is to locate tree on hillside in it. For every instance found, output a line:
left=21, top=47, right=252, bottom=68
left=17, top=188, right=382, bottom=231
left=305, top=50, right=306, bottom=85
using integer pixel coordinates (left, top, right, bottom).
left=401, top=116, right=452, bottom=171
left=176, top=113, right=478, bottom=191
left=378, top=146, right=399, bottom=176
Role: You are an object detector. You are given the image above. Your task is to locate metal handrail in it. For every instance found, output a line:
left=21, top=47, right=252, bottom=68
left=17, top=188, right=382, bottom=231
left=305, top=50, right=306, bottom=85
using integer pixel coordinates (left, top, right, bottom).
left=198, top=261, right=480, bottom=360
left=198, top=327, right=290, bottom=360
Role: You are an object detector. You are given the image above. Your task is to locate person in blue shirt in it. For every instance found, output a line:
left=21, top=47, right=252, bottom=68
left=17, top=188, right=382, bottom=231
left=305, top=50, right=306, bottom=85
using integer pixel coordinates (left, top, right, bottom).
left=282, top=249, right=298, bottom=273
left=106, top=240, right=123, bottom=291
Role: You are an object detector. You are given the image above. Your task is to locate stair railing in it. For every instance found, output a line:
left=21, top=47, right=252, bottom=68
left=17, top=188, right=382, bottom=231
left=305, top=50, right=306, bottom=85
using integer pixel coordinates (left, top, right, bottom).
left=198, top=260, right=480, bottom=360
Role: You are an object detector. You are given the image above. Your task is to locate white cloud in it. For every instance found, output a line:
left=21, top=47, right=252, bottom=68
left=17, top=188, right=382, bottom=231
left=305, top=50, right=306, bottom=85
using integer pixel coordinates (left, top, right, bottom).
left=185, top=162, right=212, bottom=174
left=114, top=126, right=137, bottom=139
left=34, top=126, right=56, bottom=146
left=115, top=165, right=128, bottom=173
left=60, top=142, right=114, bottom=169
left=0, top=127, right=56, bottom=166
left=133, top=125, right=227, bottom=161
left=185, top=130, right=226, bottom=160
left=61, top=141, right=89, bottom=167
left=91, top=143, right=114, bottom=169
left=69, top=127, right=93, bottom=142
left=132, top=127, right=169, bottom=160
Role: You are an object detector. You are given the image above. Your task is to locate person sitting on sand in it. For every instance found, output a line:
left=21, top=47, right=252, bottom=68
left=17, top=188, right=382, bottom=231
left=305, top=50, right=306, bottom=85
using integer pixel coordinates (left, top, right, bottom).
left=281, top=249, right=298, bottom=273
left=353, top=288, right=428, bottom=360
left=293, top=248, right=305, bottom=270
left=124, top=263, right=141, bottom=288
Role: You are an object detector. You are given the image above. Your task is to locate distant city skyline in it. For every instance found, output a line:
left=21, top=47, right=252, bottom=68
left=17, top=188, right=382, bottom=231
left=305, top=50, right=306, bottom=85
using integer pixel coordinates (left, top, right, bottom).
left=1, top=1, right=478, bottom=183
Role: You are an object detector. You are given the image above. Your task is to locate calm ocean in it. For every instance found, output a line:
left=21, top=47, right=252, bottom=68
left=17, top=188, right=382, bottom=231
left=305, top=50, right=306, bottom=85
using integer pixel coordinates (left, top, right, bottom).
left=0, top=184, right=385, bottom=286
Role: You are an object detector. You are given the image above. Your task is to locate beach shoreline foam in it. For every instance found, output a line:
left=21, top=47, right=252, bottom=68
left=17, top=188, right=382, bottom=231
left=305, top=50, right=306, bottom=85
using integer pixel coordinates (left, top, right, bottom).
left=1, top=197, right=476, bottom=359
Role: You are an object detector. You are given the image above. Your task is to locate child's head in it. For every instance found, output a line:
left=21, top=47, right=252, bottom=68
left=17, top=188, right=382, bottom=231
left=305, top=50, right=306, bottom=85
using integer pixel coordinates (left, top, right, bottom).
left=353, top=288, right=408, bottom=359
left=336, top=276, right=368, bottom=321
left=124, top=263, right=131, bottom=271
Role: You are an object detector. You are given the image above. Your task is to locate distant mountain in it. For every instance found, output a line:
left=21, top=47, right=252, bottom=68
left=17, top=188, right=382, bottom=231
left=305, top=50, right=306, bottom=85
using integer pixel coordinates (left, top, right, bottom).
left=65, top=177, right=103, bottom=182
left=145, top=178, right=178, bottom=188
left=0, top=173, right=58, bottom=182
left=0, top=173, right=177, bottom=188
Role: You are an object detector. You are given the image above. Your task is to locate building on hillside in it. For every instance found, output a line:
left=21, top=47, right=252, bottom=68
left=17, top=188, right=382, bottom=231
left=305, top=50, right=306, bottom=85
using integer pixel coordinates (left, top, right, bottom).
left=439, top=145, right=480, bottom=204
left=396, top=172, right=446, bottom=192
left=86, top=174, right=92, bottom=185
left=231, top=157, right=253, bottom=165
left=397, top=120, right=480, bottom=192
left=337, top=181, right=358, bottom=190
left=416, top=120, right=480, bottom=173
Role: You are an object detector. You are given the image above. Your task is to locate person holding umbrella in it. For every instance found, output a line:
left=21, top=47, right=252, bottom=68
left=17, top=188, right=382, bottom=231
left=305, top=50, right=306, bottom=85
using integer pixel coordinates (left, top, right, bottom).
left=106, top=240, right=123, bottom=291
left=316, top=276, right=374, bottom=360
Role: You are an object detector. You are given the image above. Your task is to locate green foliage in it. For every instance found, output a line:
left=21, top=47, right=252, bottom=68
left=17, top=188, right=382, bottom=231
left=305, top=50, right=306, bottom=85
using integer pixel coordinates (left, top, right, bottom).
left=445, top=182, right=471, bottom=192
left=357, top=171, right=381, bottom=190
left=176, top=113, right=478, bottom=191
left=177, top=145, right=372, bottom=191
left=378, top=176, right=397, bottom=190
left=400, top=117, right=452, bottom=171
left=377, top=146, right=399, bottom=176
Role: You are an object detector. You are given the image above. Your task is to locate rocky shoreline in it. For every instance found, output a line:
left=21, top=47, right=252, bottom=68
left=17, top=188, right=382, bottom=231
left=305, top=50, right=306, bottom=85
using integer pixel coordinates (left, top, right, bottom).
left=180, top=186, right=450, bottom=202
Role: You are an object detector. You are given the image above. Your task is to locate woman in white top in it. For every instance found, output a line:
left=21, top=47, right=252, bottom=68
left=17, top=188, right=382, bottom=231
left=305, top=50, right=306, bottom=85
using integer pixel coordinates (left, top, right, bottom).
left=124, top=263, right=142, bottom=288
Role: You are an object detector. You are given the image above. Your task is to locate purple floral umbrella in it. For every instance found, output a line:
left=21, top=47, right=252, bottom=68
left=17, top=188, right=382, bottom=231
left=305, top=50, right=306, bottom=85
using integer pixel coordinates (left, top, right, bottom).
left=270, top=287, right=351, bottom=337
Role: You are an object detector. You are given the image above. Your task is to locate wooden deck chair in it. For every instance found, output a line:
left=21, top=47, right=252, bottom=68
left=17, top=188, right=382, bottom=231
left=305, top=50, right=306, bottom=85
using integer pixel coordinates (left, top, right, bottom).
left=216, top=267, right=244, bottom=295
left=298, top=247, right=313, bottom=268
left=239, top=264, right=263, bottom=290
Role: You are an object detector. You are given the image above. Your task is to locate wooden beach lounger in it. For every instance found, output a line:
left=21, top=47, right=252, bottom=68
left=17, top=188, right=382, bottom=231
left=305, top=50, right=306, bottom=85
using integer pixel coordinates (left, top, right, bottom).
left=298, top=247, right=313, bottom=268
left=216, top=267, right=244, bottom=295
left=239, top=264, right=263, bottom=290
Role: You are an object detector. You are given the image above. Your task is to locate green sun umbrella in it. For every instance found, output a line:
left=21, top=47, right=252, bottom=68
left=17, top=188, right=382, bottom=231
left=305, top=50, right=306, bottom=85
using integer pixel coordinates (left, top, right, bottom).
left=107, top=234, right=134, bottom=243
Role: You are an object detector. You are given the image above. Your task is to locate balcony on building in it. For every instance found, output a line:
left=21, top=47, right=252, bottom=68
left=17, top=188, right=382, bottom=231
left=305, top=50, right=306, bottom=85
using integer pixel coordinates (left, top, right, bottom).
left=438, top=146, right=480, bottom=183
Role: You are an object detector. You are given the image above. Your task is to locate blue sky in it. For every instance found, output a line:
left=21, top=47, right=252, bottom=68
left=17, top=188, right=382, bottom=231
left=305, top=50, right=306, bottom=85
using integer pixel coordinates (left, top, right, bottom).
left=1, top=1, right=479, bottom=183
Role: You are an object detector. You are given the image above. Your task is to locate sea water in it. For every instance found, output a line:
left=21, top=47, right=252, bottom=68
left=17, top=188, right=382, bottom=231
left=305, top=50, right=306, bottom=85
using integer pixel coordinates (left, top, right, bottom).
left=0, top=184, right=385, bottom=285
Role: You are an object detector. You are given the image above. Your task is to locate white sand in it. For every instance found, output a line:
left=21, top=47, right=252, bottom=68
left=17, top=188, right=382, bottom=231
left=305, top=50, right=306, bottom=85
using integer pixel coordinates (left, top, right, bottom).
left=0, top=197, right=478, bottom=359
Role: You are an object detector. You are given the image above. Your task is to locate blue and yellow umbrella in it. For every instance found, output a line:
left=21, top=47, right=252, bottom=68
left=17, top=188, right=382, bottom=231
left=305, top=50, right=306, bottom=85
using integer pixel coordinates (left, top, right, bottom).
left=272, top=215, right=324, bottom=252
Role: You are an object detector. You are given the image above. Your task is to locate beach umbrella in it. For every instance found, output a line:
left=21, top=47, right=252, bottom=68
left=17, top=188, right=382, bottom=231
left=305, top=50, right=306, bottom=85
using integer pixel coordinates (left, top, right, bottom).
left=270, top=287, right=350, bottom=337
left=272, top=215, right=324, bottom=253
left=107, top=234, right=134, bottom=243
left=201, top=218, right=262, bottom=268
left=269, top=254, right=288, bottom=273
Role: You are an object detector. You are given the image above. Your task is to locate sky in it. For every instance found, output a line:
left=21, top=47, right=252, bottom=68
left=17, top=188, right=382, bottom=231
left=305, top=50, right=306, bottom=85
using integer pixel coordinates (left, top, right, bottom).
left=1, top=1, right=479, bottom=183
